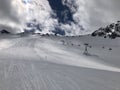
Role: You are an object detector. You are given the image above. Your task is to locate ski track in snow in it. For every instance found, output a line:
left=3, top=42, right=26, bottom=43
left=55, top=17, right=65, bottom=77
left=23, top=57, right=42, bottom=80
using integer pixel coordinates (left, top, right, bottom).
left=0, top=35, right=120, bottom=90
left=0, top=61, right=82, bottom=90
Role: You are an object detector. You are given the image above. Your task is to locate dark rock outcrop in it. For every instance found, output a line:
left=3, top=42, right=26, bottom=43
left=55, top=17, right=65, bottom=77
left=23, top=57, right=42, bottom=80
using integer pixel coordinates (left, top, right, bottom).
left=91, top=21, right=120, bottom=39
left=0, top=30, right=10, bottom=34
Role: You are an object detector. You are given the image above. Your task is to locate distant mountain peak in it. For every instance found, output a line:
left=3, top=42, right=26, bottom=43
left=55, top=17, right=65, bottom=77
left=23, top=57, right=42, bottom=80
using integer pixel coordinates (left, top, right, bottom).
left=91, top=21, right=120, bottom=39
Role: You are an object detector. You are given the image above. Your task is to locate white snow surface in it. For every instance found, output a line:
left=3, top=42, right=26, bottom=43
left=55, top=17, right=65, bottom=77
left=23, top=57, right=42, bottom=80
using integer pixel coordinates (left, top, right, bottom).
left=0, top=34, right=120, bottom=90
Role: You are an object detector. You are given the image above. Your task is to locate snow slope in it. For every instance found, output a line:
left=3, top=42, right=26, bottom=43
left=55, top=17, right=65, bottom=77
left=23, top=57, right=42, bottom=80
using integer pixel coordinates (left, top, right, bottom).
left=0, top=34, right=120, bottom=90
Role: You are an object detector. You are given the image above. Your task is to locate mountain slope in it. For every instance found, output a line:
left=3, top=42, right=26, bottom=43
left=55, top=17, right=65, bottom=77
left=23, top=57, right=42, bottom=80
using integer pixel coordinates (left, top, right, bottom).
left=91, top=21, right=120, bottom=39
left=0, top=34, right=120, bottom=90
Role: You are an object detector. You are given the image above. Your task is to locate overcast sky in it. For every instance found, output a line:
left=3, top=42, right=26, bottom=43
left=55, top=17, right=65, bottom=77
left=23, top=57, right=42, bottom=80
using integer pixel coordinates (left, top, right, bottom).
left=84, top=0, right=120, bottom=32
left=0, top=0, right=25, bottom=33
left=0, top=0, right=120, bottom=34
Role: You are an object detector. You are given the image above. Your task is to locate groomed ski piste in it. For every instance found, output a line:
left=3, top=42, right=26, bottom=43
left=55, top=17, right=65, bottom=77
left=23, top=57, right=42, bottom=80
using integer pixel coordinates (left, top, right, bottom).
left=0, top=34, right=120, bottom=90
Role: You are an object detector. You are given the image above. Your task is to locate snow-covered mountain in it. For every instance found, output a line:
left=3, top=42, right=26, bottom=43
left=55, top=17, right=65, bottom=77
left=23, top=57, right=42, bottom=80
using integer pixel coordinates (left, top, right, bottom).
left=0, top=0, right=120, bottom=90
left=91, top=21, right=120, bottom=39
left=0, top=34, right=120, bottom=90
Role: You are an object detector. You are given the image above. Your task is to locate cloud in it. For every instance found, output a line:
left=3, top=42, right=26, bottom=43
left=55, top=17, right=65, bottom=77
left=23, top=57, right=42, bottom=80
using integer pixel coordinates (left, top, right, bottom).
left=25, top=0, right=61, bottom=34
left=0, top=0, right=16, bottom=22
left=29, top=0, right=86, bottom=35
left=1, top=0, right=119, bottom=34
left=73, top=0, right=120, bottom=33
left=54, top=0, right=120, bottom=35
left=61, top=0, right=88, bottom=35
left=0, top=0, right=26, bottom=33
